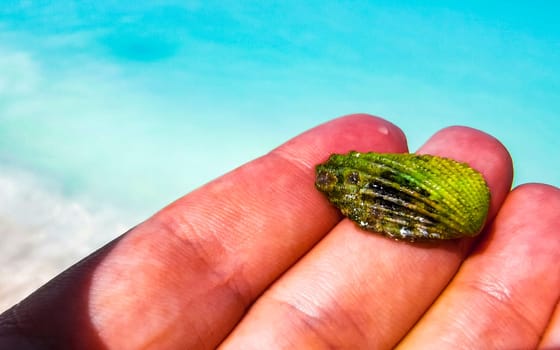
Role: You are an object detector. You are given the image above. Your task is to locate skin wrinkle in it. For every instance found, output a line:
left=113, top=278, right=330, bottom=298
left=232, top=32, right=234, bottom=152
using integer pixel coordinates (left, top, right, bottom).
left=333, top=241, right=421, bottom=345
left=162, top=221, right=254, bottom=312
left=267, top=295, right=338, bottom=350
left=159, top=217, right=223, bottom=266
left=475, top=277, right=512, bottom=302
left=192, top=276, right=251, bottom=349
left=114, top=223, right=254, bottom=348
left=91, top=256, right=179, bottom=347
left=438, top=323, right=478, bottom=350
left=266, top=261, right=373, bottom=348
left=270, top=146, right=316, bottom=174
left=326, top=291, right=369, bottom=344
left=313, top=289, right=367, bottom=343
left=156, top=219, right=225, bottom=286
left=161, top=193, right=253, bottom=255
left=217, top=268, right=254, bottom=319
left=152, top=195, right=260, bottom=309
left=231, top=266, right=373, bottom=350
left=459, top=277, right=541, bottom=338
left=260, top=151, right=345, bottom=255
left=258, top=151, right=320, bottom=220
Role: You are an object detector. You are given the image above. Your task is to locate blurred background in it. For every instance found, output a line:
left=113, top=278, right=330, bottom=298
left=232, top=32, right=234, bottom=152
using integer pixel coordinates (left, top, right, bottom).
left=1, top=1, right=559, bottom=312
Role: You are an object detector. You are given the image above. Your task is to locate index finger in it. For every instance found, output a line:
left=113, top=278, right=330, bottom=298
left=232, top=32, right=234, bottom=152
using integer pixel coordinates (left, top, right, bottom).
left=0, top=114, right=407, bottom=349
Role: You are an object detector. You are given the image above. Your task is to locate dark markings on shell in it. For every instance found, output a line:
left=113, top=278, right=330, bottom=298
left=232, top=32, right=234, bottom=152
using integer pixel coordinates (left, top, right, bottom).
left=315, top=151, right=491, bottom=241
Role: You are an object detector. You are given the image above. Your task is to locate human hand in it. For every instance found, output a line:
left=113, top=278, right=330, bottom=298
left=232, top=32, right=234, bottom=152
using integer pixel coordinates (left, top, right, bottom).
left=1, top=115, right=558, bottom=349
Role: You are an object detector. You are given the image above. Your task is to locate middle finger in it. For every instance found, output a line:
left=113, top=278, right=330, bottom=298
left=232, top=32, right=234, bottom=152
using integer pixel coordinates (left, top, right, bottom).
left=220, top=126, right=513, bottom=349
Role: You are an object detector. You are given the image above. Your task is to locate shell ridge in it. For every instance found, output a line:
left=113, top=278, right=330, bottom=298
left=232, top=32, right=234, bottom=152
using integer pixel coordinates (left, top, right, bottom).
left=315, top=151, right=490, bottom=241
left=351, top=157, right=464, bottom=228
left=346, top=154, right=473, bottom=234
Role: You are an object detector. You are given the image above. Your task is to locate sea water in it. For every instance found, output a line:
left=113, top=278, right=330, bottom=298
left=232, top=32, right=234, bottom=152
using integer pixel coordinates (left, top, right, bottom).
left=1, top=2, right=559, bottom=312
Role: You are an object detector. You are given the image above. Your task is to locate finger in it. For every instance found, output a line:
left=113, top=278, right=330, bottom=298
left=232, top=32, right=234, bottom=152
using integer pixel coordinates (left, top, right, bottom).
left=220, top=127, right=513, bottom=349
left=0, top=114, right=407, bottom=349
left=398, top=184, right=560, bottom=349
left=540, top=300, right=560, bottom=348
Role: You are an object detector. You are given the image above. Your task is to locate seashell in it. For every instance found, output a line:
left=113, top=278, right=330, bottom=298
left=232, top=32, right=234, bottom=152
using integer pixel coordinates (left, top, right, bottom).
left=315, top=151, right=490, bottom=241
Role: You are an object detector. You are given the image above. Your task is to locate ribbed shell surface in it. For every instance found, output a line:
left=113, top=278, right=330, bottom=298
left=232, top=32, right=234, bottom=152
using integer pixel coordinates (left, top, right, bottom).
left=315, top=152, right=490, bottom=241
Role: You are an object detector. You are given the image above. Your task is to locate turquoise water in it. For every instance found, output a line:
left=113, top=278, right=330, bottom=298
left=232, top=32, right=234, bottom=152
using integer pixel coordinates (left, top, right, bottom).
left=0, top=2, right=559, bottom=310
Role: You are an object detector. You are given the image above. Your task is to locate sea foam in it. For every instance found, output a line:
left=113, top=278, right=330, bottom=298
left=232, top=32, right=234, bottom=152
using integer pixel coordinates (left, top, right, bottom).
left=0, top=166, right=135, bottom=312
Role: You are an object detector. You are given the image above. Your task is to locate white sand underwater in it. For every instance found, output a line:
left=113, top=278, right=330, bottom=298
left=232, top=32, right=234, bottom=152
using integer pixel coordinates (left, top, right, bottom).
left=0, top=167, right=133, bottom=312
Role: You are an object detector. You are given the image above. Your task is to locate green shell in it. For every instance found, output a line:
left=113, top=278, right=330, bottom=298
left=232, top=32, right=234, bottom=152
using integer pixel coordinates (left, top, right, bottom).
left=315, top=152, right=490, bottom=241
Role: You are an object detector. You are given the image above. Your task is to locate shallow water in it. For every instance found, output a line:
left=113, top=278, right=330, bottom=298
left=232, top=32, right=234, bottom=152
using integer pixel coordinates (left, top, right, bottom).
left=1, top=2, right=559, bottom=312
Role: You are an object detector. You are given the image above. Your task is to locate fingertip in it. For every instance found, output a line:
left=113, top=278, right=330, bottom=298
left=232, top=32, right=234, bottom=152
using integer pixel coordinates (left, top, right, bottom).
left=419, top=126, right=513, bottom=172
left=333, top=113, right=408, bottom=149
left=511, top=182, right=560, bottom=199
left=329, top=113, right=409, bottom=153
left=276, top=114, right=409, bottom=168
left=489, top=182, right=560, bottom=244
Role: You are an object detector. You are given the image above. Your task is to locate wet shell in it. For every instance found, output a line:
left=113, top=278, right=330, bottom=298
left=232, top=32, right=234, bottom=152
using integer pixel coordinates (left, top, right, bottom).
left=315, top=152, right=490, bottom=241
